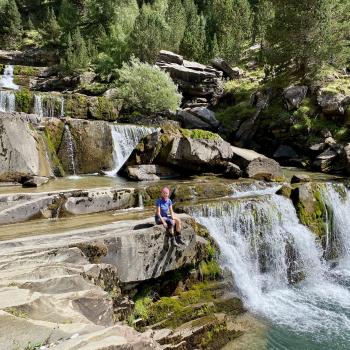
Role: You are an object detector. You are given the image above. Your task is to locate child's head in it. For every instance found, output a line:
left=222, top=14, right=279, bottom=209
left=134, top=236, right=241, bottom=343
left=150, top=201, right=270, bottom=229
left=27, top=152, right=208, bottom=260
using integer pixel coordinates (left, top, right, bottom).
left=161, top=187, right=170, bottom=199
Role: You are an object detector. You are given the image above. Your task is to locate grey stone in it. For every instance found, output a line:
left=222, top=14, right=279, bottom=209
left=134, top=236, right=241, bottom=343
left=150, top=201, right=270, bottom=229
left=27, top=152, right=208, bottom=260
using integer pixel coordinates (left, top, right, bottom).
left=0, top=114, right=51, bottom=182
left=64, top=188, right=136, bottom=215
left=211, top=58, right=240, bottom=79
left=282, top=86, right=308, bottom=111
left=246, top=157, right=283, bottom=181
left=317, top=90, right=347, bottom=115
left=0, top=195, right=55, bottom=225
left=166, top=136, right=234, bottom=171
left=157, top=50, right=183, bottom=65
left=22, top=176, right=49, bottom=188
left=273, top=145, right=299, bottom=159
left=126, top=165, right=178, bottom=181
left=291, top=174, right=311, bottom=184
left=177, top=110, right=212, bottom=130
left=189, top=107, right=220, bottom=128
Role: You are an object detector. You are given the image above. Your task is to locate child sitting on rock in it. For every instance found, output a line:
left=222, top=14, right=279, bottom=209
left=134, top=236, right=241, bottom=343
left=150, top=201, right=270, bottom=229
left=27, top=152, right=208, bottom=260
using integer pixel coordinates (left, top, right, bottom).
left=155, top=187, right=185, bottom=247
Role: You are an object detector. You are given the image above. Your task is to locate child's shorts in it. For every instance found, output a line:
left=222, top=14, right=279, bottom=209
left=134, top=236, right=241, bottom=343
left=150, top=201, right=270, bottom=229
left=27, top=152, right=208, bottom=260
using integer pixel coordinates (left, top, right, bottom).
left=155, top=216, right=174, bottom=227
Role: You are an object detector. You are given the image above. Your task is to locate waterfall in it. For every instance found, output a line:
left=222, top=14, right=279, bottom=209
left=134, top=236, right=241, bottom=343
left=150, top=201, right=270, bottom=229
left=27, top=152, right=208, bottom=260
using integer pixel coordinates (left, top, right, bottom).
left=0, top=65, right=19, bottom=90
left=0, top=90, right=15, bottom=112
left=105, top=124, right=158, bottom=176
left=189, top=191, right=350, bottom=348
left=64, top=124, right=78, bottom=177
left=33, top=94, right=64, bottom=118
left=34, top=95, right=44, bottom=118
left=60, top=96, right=65, bottom=117
left=321, top=183, right=350, bottom=267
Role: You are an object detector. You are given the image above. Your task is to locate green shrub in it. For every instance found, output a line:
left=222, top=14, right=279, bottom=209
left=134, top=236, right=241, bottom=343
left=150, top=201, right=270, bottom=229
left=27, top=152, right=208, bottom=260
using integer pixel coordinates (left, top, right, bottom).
left=116, top=57, right=182, bottom=113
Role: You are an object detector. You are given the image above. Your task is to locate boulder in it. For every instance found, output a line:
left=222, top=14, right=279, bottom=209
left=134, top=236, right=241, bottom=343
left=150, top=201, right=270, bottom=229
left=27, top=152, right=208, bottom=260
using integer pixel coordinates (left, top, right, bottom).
left=177, top=109, right=212, bottom=130
left=189, top=107, right=220, bottom=129
left=158, top=50, right=183, bottom=65
left=21, top=175, right=49, bottom=188
left=156, top=51, right=223, bottom=102
left=211, top=58, right=241, bottom=79
left=63, top=188, right=136, bottom=215
left=282, top=86, right=308, bottom=111
left=317, top=90, right=348, bottom=115
left=126, top=165, right=178, bottom=181
left=273, top=145, right=299, bottom=159
left=246, top=157, right=283, bottom=181
left=291, top=174, right=311, bottom=184
left=166, top=136, right=234, bottom=172
left=222, top=162, right=242, bottom=179
left=58, top=119, right=114, bottom=174
left=0, top=114, right=51, bottom=182
left=312, top=148, right=338, bottom=172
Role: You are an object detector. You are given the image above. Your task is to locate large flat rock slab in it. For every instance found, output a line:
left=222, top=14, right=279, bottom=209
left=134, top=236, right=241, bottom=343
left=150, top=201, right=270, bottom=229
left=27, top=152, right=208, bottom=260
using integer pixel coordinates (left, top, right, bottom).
left=0, top=215, right=203, bottom=348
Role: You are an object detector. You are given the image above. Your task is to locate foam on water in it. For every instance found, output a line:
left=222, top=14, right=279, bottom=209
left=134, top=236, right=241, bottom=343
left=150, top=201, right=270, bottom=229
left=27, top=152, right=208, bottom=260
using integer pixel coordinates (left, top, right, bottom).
left=190, top=185, right=350, bottom=348
left=106, top=124, right=158, bottom=176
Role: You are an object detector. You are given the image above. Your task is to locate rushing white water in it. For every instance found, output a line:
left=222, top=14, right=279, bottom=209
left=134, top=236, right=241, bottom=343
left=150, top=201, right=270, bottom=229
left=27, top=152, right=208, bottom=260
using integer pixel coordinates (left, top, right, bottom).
left=34, top=95, right=44, bottom=118
left=230, top=181, right=282, bottom=198
left=190, top=190, right=350, bottom=348
left=105, top=124, right=158, bottom=176
left=321, top=183, right=350, bottom=268
left=33, top=94, right=64, bottom=118
left=63, top=124, right=78, bottom=178
left=60, top=96, right=65, bottom=117
left=0, top=90, right=15, bottom=112
left=0, top=65, right=19, bottom=90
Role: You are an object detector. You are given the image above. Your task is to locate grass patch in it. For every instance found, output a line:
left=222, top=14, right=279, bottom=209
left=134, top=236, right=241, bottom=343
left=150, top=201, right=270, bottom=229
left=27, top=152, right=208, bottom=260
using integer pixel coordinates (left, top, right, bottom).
left=180, top=128, right=220, bottom=140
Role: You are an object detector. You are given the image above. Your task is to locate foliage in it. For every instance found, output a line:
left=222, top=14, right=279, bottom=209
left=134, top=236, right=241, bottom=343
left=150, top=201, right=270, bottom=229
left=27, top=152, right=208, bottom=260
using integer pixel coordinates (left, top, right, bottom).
left=0, top=0, right=22, bottom=48
left=115, top=57, right=182, bottom=113
left=264, top=0, right=349, bottom=79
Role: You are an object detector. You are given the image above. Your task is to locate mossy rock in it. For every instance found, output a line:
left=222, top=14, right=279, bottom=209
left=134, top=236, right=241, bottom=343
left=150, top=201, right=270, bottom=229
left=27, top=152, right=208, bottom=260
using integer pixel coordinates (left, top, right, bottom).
left=65, top=94, right=89, bottom=119
left=180, top=128, right=220, bottom=140
left=15, top=88, right=33, bottom=114
left=291, top=183, right=327, bottom=238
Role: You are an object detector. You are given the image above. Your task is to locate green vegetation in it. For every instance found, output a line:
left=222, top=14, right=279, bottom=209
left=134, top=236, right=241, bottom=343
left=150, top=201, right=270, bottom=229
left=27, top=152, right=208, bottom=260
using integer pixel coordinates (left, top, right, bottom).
left=115, top=57, right=182, bottom=113
left=180, top=128, right=219, bottom=140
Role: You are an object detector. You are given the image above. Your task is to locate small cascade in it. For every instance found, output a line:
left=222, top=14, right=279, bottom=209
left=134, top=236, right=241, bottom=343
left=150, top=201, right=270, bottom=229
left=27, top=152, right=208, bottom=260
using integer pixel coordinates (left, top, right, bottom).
left=321, top=183, right=350, bottom=266
left=189, top=192, right=350, bottom=347
left=230, top=181, right=282, bottom=198
left=105, top=124, right=158, bottom=176
left=64, top=124, right=78, bottom=177
left=0, top=65, right=19, bottom=90
left=0, top=90, right=16, bottom=112
left=34, top=95, right=44, bottom=118
left=33, top=94, right=64, bottom=118
left=60, top=96, right=65, bottom=117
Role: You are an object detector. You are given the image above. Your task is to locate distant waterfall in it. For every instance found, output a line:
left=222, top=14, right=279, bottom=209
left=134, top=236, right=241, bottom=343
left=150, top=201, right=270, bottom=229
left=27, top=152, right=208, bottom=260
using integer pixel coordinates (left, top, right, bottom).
left=33, top=94, right=65, bottom=118
left=0, top=90, right=15, bottom=112
left=189, top=190, right=350, bottom=348
left=34, top=95, right=44, bottom=118
left=60, top=97, right=65, bottom=117
left=64, top=124, right=77, bottom=177
left=105, top=124, right=158, bottom=176
left=0, top=65, right=19, bottom=90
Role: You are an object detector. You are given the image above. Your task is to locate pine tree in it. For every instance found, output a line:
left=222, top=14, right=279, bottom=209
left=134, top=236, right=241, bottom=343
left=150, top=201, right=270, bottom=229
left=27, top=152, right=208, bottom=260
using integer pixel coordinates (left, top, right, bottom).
left=130, top=3, right=169, bottom=62
left=61, top=28, right=90, bottom=73
left=207, top=0, right=252, bottom=63
left=164, top=0, right=187, bottom=52
left=58, top=0, right=79, bottom=34
left=0, top=0, right=22, bottom=48
left=41, top=8, right=61, bottom=46
left=180, top=0, right=207, bottom=61
left=265, top=0, right=342, bottom=79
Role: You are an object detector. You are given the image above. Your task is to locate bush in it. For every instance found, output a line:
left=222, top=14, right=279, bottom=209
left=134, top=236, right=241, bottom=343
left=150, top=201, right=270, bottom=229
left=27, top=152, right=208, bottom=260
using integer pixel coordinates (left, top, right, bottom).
left=116, top=57, right=182, bottom=113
